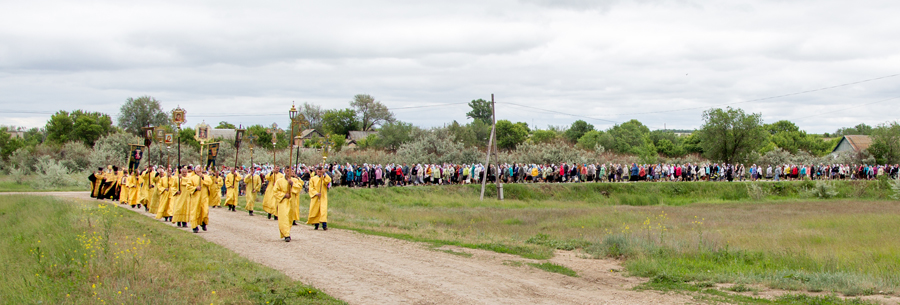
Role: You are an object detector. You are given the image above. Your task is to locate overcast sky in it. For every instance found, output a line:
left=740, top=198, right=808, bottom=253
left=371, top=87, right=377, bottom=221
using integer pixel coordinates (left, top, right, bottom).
left=2, top=0, right=899, bottom=133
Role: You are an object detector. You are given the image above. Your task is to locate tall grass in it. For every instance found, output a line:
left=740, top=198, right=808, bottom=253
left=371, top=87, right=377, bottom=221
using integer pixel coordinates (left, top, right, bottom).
left=0, top=195, right=343, bottom=304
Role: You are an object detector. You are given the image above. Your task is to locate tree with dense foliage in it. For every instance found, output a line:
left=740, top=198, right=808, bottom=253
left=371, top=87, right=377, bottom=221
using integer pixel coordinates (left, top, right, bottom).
left=322, top=108, right=359, bottom=136
left=216, top=121, right=236, bottom=129
left=531, top=129, right=558, bottom=144
left=833, top=123, right=873, bottom=137
left=117, top=96, right=170, bottom=135
left=698, top=107, right=766, bottom=164
left=764, top=120, right=831, bottom=156
left=466, top=98, right=492, bottom=124
left=564, top=120, right=594, bottom=143
left=447, top=120, right=491, bottom=148
left=602, top=119, right=650, bottom=155
left=868, top=121, right=900, bottom=164
left=46, top=110, right=115, bottom=146
left=576, top=130, right=604, bottom=151
left=350, top=94, right=395, bottom=131
left=376, top=121, right=415, bottom=151
left=0, top=128, right=25, bottom=161
left=495, top=120, right=529, bottom=150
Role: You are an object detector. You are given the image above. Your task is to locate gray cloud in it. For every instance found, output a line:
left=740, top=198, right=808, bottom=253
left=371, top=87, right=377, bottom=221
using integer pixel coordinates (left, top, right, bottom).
left=1, top=0, right=899, bottom=134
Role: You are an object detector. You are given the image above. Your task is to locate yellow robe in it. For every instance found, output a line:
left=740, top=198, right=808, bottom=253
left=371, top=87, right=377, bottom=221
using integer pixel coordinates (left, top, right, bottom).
left=148, top=172, right=160, bottom=213
left=172, top=174, right=193, bottom=223
left=91, top=172, right=103, bottom=197
left=166, top=176, right=177, bottom=217
left=100, top=171, right=117, bottom=199
left=289, top=177, right=304, bottom=222
left=154, top=176, right=172, bottom=219
left=138, top=171, right=151, bottom=205
left=128, top=175, right=140, bottom=206
left=244, top=174, right=261, bottom=211
left=118, top=175, right=129, bottom=204
left=262, top=172, right=283, bottom=215
left=224, top=173, right=241, bottom=207
left=209, top=176, right=223, bottom=207
left=189, top=174, right=208, bottom=229
left=307, top=174, right=332, bottom=225
left=273, top=177, right=300, bottom=238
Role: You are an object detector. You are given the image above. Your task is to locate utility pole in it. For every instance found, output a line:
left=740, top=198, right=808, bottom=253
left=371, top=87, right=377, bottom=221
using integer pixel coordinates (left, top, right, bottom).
left=480, top=94, right=502, bottom=200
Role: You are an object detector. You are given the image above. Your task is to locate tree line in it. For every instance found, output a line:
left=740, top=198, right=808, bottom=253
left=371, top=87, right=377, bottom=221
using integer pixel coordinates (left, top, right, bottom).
left=2, top=96, right=900, bottom=170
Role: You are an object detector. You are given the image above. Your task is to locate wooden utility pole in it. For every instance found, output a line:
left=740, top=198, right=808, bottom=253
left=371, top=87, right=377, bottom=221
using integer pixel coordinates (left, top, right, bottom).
left=480, top=94, right=502, bottom=201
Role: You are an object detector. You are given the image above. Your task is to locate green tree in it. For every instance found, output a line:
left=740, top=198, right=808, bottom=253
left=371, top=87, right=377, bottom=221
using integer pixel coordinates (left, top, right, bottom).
left=466, top=98, right=492, bottom=123
left=351, top=94, right=395, bottom=131
left=868, top=121, right=900, bottom=164
left=681, top=132, right=703, bottom=155
left=0, top=128, right=25, bottom=161
left=564, top=120, right=594, bottom=143
left=531, top=129, right=557, bottom=144
left=45, top=111, right=74, bottom=143
left=177, top=127, right=201, bottom=151
left=699, top=107, right=766, bottom=164
left=377, top=121, right=415, bottom=151
left=329, top=134, right=346, bottom=152
left=216, top=121, right=236, bottom=129
left=834, top=123, right=874, bottom=136
left=118, top=96, right=170, bottom=135
left=765, top=120, right=831, bottom=156
left=495, top=120, right=528, bottom=150
left=576, top=130, right=604, bottom=150
left=322, top=108, right=359, bottom=136
left=46, top=110, right=115, bottom=146
left=605, top=119, right=650, bottom=154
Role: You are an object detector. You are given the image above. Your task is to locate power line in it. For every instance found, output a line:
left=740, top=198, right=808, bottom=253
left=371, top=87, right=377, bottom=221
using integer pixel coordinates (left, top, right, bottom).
left=794, top=95, right=900, bottom=120
left=610, top=73, right=900, bottom=117
left=500, top=101, right=620, bottom=124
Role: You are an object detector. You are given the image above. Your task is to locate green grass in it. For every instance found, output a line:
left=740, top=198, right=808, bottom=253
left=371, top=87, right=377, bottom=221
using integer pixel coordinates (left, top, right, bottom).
left=0, top=174, right=87, bottom=192
left=637, top=274, right=878, bottom=304
left=0, top=194, right=343, bottom=304
left=320, top=181, right=900, bottom=297
left=527, top=262, right=578, bottom=277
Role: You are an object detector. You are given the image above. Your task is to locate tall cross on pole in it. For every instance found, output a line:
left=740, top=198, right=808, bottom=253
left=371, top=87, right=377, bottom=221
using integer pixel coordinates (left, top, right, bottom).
left=267, top=123, right=279, bottom=166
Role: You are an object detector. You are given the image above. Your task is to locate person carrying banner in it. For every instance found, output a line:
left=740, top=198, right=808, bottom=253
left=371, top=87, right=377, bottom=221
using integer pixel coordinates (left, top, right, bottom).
left=244, top=169, right=262, bottom=215
left=224, top=168, right=241, bottom=211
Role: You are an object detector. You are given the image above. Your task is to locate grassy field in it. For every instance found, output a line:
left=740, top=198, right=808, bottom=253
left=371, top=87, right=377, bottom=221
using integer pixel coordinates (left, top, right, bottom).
left=0, top=174, right=89, bottom=192
left=319, top=180, right=900, bottom=299
left=0, top=194, right=343, bottom=305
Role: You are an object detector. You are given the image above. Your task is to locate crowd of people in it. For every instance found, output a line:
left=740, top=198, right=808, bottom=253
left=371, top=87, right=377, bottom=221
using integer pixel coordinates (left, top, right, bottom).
left=88, top=163, right=332, bottom=242
left=310, top=162, right=900, bottom=187
left=87, top=160, right=897, bottom=240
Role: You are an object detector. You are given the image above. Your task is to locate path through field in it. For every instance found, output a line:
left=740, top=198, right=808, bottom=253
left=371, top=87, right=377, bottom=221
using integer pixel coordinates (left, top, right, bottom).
left=33, top=192, right=694, bottom=304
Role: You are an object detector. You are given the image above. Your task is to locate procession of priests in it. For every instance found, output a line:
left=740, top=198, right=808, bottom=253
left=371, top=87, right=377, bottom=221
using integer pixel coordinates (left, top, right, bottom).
left=90, top=163, right=332, bottom=242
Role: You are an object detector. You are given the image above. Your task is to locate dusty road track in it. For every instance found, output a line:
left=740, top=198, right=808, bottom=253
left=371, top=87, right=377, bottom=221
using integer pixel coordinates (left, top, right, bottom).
left=20, top=192, right=693, bottom=305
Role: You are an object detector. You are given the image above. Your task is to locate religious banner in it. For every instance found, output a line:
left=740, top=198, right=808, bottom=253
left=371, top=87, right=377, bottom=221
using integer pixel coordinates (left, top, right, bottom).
left=164, top=133, right=174, bottom=145
left=206, top=142, right=220, bottom=168
left=195, top=121, right=210, bottom=142
left=127, top=144, right=145, bottom=172
left=142, top=127, right=155, bottom=147
left=234, top=129, right=245, bottom=149
left=155, top=128, right=165, bottom=142
left=172, top=108, right=186, bottom=125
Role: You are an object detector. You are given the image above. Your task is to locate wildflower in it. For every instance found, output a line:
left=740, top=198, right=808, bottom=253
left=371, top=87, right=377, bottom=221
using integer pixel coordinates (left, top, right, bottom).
left=211, top=291, right=215, bottom=294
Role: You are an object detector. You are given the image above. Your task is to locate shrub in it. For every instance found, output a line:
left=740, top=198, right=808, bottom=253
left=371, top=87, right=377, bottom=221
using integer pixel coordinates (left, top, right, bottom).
left=8, top=165, right=26, bottom=184
left=809, top=181, right=838, bottom=199
left=746, top=183, right=767, bottom=201
left=33, top=156, right=78, bottom=189
left=891, top=177, right=900, bottom=200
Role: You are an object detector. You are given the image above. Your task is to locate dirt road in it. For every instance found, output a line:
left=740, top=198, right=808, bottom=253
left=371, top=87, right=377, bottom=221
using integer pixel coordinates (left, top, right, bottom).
left=26, top=192, right=694, bottom=305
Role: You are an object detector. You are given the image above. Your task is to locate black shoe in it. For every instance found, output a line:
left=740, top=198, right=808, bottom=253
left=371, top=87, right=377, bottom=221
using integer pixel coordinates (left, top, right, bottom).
left=137, top=204, right=142, bottom=209
left=192, top=227, right=199, bottom=233
left=292, top=220, right=297, bottom=226
left=274, top=216, right=278, bottom=220
left=201, top=224, right=207, bottom=231
left=268, top=214, right=272, bottom=220
left=314, top=224, right=319, bottom=230
left=249, top=211, right=254, bottom=216
left=284, top=236, right=291, bottom=242
left=323, top=222, right=327, bottom=231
